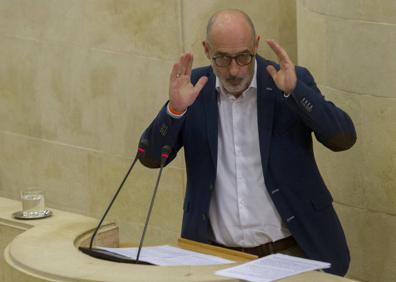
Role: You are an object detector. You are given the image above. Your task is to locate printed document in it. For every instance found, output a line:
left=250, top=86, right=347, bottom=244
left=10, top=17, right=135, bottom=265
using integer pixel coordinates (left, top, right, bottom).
left=99, top=245, right=234, bottom=266
left=215, top=253, right=331, bottom=282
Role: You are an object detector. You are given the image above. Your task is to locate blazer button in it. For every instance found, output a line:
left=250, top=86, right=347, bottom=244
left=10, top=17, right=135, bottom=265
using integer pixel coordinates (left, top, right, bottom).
left=209, top=184, right=214, bottom=191
left=202, top=214, right=207, bottom=221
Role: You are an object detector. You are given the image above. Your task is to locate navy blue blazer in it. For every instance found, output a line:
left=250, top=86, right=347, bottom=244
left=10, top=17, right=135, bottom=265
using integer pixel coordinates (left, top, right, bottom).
left=140, top=55, right=356, bottom=276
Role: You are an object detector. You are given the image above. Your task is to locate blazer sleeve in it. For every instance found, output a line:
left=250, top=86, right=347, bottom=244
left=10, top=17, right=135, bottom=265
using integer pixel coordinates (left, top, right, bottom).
left=286, top=67, right=357, bottom=151
left=139, top=66, right=212, bottom=168
left=139, top=102, right=185, bottom=168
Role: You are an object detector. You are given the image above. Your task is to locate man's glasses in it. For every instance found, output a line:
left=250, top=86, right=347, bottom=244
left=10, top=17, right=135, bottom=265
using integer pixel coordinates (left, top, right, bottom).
left=212, top=53, right=254, bottom=67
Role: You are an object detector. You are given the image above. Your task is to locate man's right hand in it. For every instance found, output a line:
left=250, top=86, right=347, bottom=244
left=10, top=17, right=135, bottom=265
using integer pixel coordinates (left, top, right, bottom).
left=168, top=53, right=208, bottom=113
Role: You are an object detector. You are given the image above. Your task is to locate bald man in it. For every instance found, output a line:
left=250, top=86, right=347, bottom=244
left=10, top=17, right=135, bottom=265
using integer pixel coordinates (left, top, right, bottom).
left=140, top=9, right=356, bottom=276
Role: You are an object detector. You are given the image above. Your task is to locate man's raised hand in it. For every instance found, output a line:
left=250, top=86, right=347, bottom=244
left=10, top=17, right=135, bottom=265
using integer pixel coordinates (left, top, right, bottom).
left=169, top=53, right=208, bottom=112
left=266, top=39, right=297, bottom=95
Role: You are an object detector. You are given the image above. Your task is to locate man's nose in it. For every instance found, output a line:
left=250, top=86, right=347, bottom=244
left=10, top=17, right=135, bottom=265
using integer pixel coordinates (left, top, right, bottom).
left=228, top=59, right=240, bottom=76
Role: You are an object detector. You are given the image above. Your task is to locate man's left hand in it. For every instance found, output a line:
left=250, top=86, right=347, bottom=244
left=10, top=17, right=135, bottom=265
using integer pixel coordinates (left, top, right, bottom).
left=266, top=39, right=297, bottom=95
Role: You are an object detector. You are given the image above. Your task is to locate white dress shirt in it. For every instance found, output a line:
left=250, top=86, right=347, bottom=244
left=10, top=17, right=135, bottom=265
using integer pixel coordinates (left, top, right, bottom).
left=209, top=61, right=290, bottom=247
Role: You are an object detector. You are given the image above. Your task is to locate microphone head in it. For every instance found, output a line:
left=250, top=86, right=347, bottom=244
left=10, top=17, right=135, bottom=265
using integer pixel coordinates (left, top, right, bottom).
left=160, top=145, right=171, bottom=164
left=161, top=145, right=171, bottom=155
left=137, top=139, right=149, bottom=156
left=139, top=138, right=149, bottom=149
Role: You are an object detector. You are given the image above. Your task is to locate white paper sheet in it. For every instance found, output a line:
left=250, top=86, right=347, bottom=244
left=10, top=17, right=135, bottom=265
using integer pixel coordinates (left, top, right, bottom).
left=98, top=245, right=235, bottom=266
left=215, top=253, right=331, bottom=282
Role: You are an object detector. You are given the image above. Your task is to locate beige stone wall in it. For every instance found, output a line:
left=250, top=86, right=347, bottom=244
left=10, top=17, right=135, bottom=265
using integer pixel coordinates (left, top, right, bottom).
left=297, top=1, right=396, bottom=282
left=0, top=1, right=296, bottom=245
left=4, top=1, right=396, bottom=281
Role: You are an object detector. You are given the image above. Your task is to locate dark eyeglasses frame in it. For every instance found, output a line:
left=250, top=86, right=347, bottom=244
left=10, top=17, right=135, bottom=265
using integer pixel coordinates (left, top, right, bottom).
left=211, top=53, right=255, bottom=67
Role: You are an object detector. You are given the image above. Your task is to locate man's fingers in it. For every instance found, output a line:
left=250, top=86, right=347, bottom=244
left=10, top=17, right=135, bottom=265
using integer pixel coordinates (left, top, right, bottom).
left=170, top=62, right=181, bottom=80
left=185, top=53, right=193, bottom=76
left=267, top=39, right=290, bottom=63
left=171, top=53, right=194, bottom=80
left=266, top=65, right=277, bottom=79
left=192, top=76, right=208, bottom=96
left=178, top=54, right=187, bottom=76
left=180, top=52, right=193, bottom=75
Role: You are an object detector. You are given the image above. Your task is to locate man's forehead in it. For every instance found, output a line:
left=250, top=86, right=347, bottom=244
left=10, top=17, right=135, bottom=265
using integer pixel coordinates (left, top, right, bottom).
left=208, top=34, right=255, bottom=55
left=208, top=23, right=254, bottom=49
left=210, top=21, right=251, bottom=38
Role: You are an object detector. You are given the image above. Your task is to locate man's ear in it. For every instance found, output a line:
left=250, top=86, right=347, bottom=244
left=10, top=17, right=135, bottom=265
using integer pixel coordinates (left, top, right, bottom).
left=202, top=40, right=211, bottom=59
left=254, top=35, right=260, bottom=53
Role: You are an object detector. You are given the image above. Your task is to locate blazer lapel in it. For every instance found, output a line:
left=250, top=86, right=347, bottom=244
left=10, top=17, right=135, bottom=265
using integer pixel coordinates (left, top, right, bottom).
left=203, top=71, right=218, bottom=170
left=256, top=57, right=277, bottom=174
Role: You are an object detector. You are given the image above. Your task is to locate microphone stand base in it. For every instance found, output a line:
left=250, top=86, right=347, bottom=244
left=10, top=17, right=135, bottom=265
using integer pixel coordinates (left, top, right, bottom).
left=79, top=247, right=154, bottom=265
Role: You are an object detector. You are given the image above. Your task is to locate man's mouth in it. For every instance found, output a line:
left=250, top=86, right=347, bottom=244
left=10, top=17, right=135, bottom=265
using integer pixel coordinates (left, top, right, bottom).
left=227, top=77, right=243, bottom=86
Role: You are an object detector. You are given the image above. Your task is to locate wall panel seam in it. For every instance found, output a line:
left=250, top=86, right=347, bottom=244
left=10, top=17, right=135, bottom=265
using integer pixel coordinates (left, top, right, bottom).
left=302, top=6, right=396, bottom=26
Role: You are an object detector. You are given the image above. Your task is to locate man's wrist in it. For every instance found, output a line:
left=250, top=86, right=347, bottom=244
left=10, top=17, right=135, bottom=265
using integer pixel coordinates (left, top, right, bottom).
left=167, top=103, right=187, bottom=118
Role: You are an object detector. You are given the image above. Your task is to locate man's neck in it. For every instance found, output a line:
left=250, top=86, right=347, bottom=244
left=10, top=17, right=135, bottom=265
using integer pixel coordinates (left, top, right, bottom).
left=223, top=88, right=244, bottom=99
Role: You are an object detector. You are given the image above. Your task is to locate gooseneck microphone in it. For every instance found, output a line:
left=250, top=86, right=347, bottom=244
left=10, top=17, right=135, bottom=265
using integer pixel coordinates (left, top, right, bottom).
left=135, top=145, right=171, bottom=263
left=79, top=139, right=152, bottom=264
